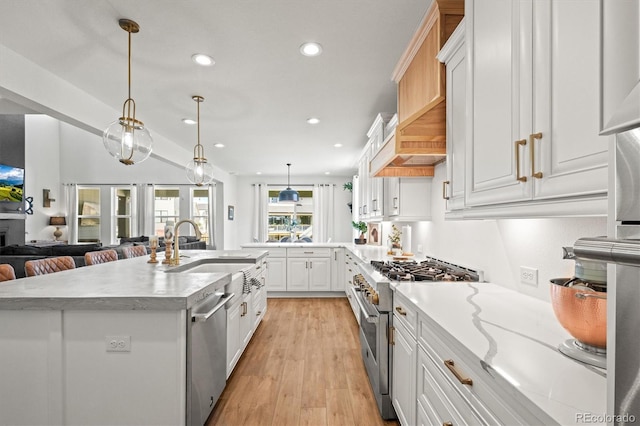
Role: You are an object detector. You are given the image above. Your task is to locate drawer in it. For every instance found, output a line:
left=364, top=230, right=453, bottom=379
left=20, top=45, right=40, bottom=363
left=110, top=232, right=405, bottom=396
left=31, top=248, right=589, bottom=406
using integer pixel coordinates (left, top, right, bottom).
left=417, top=313, right=555, bottom=425
left=393, top=291, right=417, bottom=338
left=266, top=248, right=287, bottom=257
left=287, top=247, right=331, bottom=258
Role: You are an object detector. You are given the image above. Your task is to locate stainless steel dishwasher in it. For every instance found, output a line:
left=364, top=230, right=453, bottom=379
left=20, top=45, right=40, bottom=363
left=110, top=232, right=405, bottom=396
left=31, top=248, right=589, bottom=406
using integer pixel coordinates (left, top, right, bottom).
left=187, top=288, right=234, bottom=426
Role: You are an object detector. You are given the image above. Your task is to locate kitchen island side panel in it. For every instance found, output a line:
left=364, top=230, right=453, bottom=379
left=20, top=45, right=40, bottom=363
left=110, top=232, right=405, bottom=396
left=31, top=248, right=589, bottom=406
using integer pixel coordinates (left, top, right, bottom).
left=63, top=310, right=187, bottom=426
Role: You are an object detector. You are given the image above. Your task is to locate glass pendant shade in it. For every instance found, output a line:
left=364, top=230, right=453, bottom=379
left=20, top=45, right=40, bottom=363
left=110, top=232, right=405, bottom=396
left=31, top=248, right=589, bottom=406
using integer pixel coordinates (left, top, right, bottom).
left=278, top=163, right=300, bottom=202
left=185, top=95, right=214, bottom=186
left=103, top=19, right=153, bottom=165
left=103, top=117, right=153, bottom=165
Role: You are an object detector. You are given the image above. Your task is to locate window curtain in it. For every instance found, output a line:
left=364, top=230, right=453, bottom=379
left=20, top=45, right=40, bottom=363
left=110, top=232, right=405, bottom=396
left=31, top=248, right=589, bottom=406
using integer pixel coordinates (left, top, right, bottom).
left=313, top=184, right=335, bottom=243
left=207, top=184, right=216, bottom=249
left=63, top=183, right=78, bottom=244
left=251, top=183, right=268, bottom=243
left=136, top=184, right=155, bottom=237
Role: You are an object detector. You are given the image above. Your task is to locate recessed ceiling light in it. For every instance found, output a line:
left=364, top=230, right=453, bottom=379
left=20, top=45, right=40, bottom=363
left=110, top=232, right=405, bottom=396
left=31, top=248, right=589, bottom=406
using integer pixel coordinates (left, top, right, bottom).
left=191, top=53, right=215, bottom=66
left=213, top=143, right=225, bottom=148
left=256, top=172, right=262, bottom=175
left=306, top=117, right=320, bottom=125
left=300, top=42, right=323, bottom=57
left=182, top=118, right=197, bottom=125
left=325, top=171, right=331, bottom=175
left=334, top=143, right=343, bottom=148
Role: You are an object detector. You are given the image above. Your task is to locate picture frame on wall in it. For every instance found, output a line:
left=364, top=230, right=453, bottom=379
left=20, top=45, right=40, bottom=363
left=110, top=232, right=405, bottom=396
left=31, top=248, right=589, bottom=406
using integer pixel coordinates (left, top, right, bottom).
left=228, top=205, right=234, bottom=221
left=368, top=222, right=381, bottom=245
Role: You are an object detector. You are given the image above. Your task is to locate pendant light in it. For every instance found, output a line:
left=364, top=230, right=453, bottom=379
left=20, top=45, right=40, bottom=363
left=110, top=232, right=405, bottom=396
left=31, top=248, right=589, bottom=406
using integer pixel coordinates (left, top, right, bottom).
left=185, top=95, right=214, bottom=186
left=102, top=19, right=153, bottom=165
left=278, top=163, right=300, bottom=202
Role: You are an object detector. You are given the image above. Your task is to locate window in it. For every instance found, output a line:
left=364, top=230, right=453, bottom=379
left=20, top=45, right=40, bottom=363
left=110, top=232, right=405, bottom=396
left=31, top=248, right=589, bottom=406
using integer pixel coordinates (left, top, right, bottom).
left=267, top=188, right=313, bottom=241
left=112, top=187, right=135, bottom=244
left=77, top=187, right=100, bottom=242
left=154, top=188, right=180, bottom=237
left=191, top=188, right=210, bottom=244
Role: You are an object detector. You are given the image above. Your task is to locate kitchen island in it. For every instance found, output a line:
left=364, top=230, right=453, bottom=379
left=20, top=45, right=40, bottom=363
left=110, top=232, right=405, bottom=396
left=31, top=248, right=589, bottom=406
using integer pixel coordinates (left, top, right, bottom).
left=0, top=250, right=267, bottom=426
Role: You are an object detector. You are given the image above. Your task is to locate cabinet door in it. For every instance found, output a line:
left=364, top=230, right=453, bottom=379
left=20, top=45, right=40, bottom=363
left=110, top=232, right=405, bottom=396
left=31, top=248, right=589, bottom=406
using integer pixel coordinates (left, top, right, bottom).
left=331, top=248, right=345, bottom=292
left=240, top=293, right=253, bottom=347
left=443, top=24, right=466, bottom=212
left=392, top=320, right=416, bottom=426
left=397, top=178, right=432, bottom=221
left=226, top=301, right=242, bottom=378
left=265, top=257, right=287, bottom=291
left=358, top=149, right=370, bottom=220
left=466, top=0, right=531, bottom=206
left=287, top=258, right=309, bottom=291
left=308, top=258, right=331, bottom=291
left=386, top=177, right=400, bottom=216
left=531, top=0, right=608, bottom=200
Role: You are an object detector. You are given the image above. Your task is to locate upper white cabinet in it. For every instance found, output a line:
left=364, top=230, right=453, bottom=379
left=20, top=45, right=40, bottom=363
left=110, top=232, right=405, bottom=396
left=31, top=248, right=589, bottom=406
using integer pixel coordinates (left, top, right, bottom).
left=359, top=114, right=393, bottom=221
left=600, top=0, right=640, bottom=135
left=438, top=20, right=466, bottom=213
left=386, top=177, right=432, bottom=221
left=465, top=0, right=609, bottom=216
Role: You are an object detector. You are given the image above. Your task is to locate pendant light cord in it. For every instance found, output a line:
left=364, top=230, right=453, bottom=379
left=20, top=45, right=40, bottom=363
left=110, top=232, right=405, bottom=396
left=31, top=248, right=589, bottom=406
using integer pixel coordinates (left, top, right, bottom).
left=287, top=163, right=292, bottom=187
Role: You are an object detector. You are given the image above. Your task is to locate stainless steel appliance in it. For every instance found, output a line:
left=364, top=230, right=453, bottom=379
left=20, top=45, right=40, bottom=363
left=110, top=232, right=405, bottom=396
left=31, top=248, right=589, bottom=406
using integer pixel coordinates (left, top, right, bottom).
left=187, top=287, right=235, bottom=426
left=570, top=127, right=640, bottom=422
left=352, top=257, right=482, bottom=420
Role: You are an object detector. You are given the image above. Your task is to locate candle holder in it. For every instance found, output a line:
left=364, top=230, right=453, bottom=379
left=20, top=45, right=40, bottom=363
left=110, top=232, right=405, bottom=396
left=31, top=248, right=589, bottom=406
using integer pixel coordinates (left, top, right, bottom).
left=162, top=239, right=173, bottom=265
left=147, top=245, right=158, bottom=264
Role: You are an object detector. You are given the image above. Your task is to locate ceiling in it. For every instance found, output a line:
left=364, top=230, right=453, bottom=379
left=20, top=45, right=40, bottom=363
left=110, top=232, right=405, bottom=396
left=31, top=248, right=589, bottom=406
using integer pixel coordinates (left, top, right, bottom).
left=0, top=1, right=431, bottom=177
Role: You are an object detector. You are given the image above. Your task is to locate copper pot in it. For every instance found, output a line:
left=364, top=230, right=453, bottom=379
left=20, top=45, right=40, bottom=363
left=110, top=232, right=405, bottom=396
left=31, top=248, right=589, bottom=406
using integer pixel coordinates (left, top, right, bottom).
left=549, top=278, right=607, bottom=348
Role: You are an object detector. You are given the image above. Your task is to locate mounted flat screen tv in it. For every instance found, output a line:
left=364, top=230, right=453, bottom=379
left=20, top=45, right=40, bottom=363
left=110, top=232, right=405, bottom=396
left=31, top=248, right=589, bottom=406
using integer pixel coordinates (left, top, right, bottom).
left=0, top=163, right=24, bottom=203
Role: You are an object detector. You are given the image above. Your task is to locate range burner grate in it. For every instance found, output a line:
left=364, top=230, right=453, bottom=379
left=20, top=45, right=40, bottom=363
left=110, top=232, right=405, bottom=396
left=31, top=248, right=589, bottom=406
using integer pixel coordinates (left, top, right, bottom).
left=370, top=258, right=481, bottom=282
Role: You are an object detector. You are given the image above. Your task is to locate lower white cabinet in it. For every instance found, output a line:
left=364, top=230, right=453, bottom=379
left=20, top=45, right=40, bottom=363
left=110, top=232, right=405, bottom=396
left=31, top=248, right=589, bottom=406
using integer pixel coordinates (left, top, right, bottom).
left=286, top=248, right=331, bottom=291
left=331, top=248, right=345, bottom=291
left=265, top=256, right=287, bottom=291
left=226, top=297, right=243, bottom=378
left=392, top=317, right=417, bottom=426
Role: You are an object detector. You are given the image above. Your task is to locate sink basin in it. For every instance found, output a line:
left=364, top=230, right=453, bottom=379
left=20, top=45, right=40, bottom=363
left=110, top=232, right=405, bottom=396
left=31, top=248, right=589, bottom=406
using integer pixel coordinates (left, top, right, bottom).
left=216, top=253, right=251, bottom=258
left=166, top=258, right=253, bottom=273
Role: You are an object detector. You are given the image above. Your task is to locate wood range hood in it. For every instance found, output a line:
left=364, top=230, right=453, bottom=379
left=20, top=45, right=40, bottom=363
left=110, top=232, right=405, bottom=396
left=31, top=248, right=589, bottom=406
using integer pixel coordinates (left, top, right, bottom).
left=370, top=0, right=464, bottom=178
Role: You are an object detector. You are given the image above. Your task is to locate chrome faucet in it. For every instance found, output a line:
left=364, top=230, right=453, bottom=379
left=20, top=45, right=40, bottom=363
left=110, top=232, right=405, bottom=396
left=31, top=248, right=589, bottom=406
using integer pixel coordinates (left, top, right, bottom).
left=170, top=219, right=202, bottom=265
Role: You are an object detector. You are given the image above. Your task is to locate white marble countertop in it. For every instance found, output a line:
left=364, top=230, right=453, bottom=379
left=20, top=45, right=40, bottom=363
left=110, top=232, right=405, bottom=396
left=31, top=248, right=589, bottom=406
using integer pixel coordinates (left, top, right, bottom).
left=0, top=250, right=268, bottom=311
left=392, top=280, right=607, bottom=426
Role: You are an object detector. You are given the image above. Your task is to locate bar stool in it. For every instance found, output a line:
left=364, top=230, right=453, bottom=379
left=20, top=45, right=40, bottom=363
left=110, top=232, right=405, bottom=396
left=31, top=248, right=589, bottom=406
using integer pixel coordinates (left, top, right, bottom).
left=84, top=249, right=118, bottom=266
left=0, top=264, right=16, bottom=281
left=122, top=245, right=148, bottom=259
left=24, top=256, right=76, bottom=277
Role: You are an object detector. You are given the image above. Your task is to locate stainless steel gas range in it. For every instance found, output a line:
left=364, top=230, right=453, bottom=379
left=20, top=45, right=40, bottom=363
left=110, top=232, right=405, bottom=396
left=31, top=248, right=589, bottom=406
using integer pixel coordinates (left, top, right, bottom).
left=350, top=257, right=483, bottom=420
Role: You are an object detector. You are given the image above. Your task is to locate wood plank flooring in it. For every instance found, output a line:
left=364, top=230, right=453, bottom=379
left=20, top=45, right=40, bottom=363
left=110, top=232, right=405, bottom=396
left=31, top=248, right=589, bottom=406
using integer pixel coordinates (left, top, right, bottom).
left=207, top=298, right=399, bottom=426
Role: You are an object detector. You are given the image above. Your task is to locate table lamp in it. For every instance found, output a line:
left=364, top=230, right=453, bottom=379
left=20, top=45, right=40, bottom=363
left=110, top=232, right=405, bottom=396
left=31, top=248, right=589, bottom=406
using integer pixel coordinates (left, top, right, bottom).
left=49, top=216, right=66, bottom=241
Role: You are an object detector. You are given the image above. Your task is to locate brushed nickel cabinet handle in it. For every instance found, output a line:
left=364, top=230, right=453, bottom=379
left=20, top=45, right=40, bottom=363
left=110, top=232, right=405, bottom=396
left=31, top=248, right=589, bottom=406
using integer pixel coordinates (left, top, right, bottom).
left=395, top=306, right=407, bottom=316
left=530, top=132, right=543, bottom=178
left=393, top=197, right=399, bottom=209
left=515, top=139, right=527, bottom=182
left=442, top=180, right=450, bottom=200
left=444, top=359, right=473, bottom=386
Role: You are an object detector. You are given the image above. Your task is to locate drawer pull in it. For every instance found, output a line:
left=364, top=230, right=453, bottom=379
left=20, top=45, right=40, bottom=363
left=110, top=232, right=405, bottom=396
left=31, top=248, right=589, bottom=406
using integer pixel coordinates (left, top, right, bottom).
left=395, top=306, right=407, bottom=316
left=444, top=359, right=473, bottom=386
left=443, top=423, right=453, bottom=426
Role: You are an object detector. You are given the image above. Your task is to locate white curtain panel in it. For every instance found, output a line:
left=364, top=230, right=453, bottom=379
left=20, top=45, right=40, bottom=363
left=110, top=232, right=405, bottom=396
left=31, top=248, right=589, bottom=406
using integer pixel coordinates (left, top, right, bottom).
left=63, top=183, right=78, bottom=244
left=313, top=184, right=335, bottom=243
left=207, top=184, right=216, bottom=249
left=252, top=184, right=268, bottom=243
left=136, top=184, right=155, bottom=237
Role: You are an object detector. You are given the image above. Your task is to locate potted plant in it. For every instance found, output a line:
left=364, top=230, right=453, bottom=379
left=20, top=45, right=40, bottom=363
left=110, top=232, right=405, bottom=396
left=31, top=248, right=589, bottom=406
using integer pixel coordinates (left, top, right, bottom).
left=352, top=220, right=368, bottom=244
left=388, top=224, right=402, bottom=254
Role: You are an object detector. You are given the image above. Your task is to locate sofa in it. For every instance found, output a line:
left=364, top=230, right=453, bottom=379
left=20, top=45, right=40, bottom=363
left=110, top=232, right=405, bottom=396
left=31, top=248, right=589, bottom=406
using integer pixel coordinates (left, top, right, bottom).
left=0, top=237, right=206, bottom=278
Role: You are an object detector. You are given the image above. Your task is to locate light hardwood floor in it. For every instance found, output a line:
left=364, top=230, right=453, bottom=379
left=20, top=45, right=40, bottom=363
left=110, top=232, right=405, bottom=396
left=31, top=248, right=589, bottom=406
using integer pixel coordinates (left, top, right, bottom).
left=207, top=297, right=399, bottom=426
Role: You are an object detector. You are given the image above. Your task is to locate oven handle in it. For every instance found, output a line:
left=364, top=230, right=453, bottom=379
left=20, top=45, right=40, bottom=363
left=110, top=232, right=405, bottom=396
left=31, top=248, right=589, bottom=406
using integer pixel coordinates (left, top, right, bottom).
left=351, top=287, right=379, bottom=324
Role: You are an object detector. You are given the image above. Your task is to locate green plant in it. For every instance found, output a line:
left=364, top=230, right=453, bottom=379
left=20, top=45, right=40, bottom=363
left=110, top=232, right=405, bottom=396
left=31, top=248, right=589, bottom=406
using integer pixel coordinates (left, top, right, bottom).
left=343, top=182, right=353, bottom=192
left=352, top=220, right=368, bottom=235
left=388, top=224, right=402, bottom=246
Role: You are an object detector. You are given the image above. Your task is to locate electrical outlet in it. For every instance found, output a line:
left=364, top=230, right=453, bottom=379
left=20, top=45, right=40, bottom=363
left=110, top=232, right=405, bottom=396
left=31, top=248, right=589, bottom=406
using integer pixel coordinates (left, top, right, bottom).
left=520, top=267, right=538, bottom=286
left=106, top=335, right=131, bottom=352
left=417, top=244, right=423, bottom=253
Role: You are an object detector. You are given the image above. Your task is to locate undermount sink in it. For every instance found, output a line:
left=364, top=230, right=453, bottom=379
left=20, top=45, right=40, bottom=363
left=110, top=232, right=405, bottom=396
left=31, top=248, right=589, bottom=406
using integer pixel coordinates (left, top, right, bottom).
left=165, top=259, right=252, bottom=274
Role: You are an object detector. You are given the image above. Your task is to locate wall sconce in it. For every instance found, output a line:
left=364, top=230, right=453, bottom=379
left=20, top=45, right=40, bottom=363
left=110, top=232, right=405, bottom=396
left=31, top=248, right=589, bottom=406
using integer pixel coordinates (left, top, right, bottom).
left=43, top=189, right=55, bottom=208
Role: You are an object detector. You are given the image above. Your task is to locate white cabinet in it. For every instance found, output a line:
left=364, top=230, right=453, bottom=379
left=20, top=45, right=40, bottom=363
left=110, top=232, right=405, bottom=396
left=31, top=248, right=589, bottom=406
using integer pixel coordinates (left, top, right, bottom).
left=226, top=297, right=242, bottom=378
left=358, top=148, right=370, bottom=220
left=465, top=0, right=608, bottom=215
left=386, top=177, right=432, bottom=221
left=438, top=21, right=466, bottom=213
left=392, top=292, right=418, bottom=426
left=600, top=1, right=640, bottom=134
left=367, top=114, right=393, bottom=220
left=344, top=250, right=360, bottom=322
left=265, top=248, right=287, bottom=292
left=286, top=248, right=331, bottom=291
left=331, top=248, right=345, bottom=292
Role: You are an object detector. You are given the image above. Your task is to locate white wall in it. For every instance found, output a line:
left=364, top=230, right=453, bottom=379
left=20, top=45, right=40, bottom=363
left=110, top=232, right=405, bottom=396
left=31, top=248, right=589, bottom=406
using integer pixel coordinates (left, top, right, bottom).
left=24, top=115, right=63, bottom=241
left=378, top=163, right=607, bottom=302
left=234, top=175, right=354, bottom=248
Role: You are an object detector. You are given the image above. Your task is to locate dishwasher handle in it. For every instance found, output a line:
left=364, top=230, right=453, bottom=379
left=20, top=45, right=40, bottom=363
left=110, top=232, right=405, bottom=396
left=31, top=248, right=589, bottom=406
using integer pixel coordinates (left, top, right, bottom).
left=192, top=292, right=235, bottom=322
